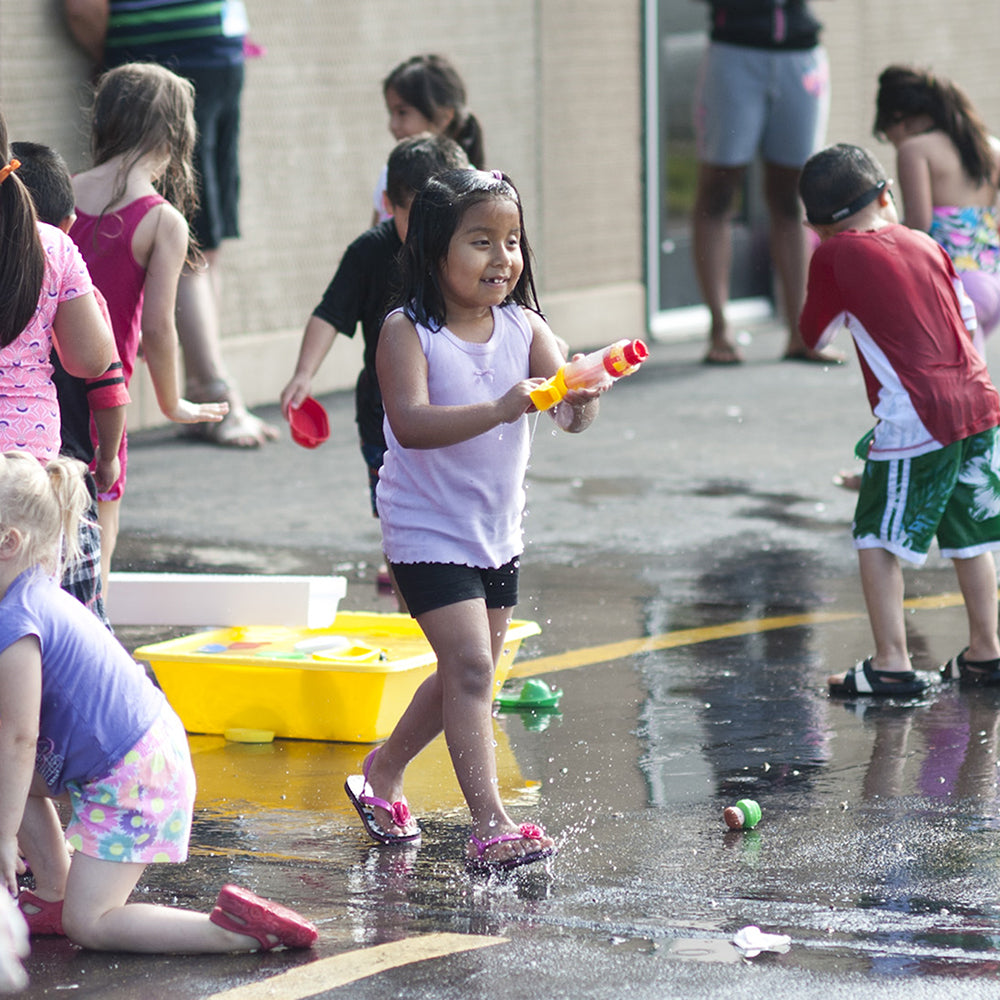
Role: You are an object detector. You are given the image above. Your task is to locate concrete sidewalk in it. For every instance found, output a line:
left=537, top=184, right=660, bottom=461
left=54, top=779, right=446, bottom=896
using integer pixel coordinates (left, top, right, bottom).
left=113, top=318, right=872, bottom=596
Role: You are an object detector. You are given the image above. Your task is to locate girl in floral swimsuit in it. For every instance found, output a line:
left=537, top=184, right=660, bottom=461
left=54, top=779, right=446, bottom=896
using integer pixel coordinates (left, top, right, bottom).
left=875, top=65, right=1000, bottom=354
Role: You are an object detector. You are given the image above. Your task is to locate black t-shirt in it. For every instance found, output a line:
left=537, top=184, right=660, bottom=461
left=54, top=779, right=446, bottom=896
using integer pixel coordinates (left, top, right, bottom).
left=51, top=352, right=93, bottom=463
left=708, top=1, right=822, bottom=50
left=312, top=219, right=402, bottom=449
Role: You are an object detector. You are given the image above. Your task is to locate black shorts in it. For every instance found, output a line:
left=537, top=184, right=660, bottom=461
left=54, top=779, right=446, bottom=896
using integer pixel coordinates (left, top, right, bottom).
left=389, top=557, right=521, bottom=618
left=184, top=63, right=244, bottom=249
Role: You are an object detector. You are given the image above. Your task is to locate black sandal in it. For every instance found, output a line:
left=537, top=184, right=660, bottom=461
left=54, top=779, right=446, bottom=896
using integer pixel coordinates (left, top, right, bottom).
left=829, top=658, right=928, bottom=697
left=940, top=648, right=1000, bottom=685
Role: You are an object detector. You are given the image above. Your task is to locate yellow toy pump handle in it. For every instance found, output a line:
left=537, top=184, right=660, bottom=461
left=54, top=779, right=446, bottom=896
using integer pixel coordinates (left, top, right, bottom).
left=529, top=367, right=568, bottom=411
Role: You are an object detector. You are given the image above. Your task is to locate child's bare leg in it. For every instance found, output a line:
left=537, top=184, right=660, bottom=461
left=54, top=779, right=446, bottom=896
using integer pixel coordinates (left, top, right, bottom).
left=61, top=855, right=262, bottom=953
left=952, top=552, right=1000, bottom=661
left=365, top=602, right=515, bottom=835
left=17, top=793, right=70, bottom=901
left=363, top=671, right=445, bottom=835
left=858, top=547, right=910, bottom=669
left=96, top=497, right=119, bottom=596
left=420, top=601, right=552, bottom=863
left=829, top=547, right=910, bottom=686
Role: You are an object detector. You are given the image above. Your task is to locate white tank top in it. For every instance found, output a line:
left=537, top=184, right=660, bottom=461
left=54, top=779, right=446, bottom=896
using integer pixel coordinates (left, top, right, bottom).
left=377, top=303, right=533, bottom=567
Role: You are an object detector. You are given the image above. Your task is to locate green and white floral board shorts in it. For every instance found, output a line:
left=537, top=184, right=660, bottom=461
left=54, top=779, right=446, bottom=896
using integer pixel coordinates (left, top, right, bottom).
left=854, top=428, right=1000, bottom=564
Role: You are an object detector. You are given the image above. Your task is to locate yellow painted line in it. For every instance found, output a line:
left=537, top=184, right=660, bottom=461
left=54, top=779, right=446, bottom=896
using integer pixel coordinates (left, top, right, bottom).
left=509, top=589, right=971, bottom=678
left=205, top=933, right=506, bottom=999
left=188, top=845, right=322, bottom=862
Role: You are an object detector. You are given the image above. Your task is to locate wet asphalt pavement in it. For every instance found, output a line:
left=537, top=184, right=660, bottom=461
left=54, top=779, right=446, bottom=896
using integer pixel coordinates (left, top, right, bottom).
left=18, top=323, right=1000, bottom=999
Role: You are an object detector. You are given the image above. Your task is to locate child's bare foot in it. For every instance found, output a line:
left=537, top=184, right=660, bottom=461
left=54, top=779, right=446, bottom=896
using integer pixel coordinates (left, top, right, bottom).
left=833, top=470, right=863, bottom=491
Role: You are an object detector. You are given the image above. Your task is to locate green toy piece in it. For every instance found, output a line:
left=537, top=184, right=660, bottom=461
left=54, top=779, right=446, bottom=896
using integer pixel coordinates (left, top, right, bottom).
left=495, top=678, right=563, bottom=711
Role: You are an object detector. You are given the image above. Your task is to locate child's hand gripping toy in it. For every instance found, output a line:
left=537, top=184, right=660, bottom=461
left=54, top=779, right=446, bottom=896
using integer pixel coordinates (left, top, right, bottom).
left=529, top=338, right=649, bottom=411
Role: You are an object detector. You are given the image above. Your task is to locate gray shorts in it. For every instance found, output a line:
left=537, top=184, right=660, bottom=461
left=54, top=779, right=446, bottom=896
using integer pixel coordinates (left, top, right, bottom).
left=694, top=41, right=830, bottom=168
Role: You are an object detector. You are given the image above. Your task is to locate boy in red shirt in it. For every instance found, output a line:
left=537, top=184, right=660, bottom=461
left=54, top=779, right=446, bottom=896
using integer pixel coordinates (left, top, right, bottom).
left=799, top=143, right=1000, bottom=695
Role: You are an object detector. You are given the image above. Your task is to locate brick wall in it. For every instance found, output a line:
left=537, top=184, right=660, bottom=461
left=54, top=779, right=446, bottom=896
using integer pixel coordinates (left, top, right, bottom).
left=819, top=1, right=1000, bottom=162
left=1, top=3, right=643, bottom=425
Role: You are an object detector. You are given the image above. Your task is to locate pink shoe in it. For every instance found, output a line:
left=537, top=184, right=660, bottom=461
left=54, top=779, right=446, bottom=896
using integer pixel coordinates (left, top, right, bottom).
left=18, top=890, right=64, bottom=936
left=209, top=885, right=317, bottom=950
left=344, top=748, right=421, bottom=845
left=467, top=823, right=557, bottom=872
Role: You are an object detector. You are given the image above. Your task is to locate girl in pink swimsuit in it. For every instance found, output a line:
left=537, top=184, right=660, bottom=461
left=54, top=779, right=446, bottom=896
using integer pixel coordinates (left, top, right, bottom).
left=70, top=63, right=229, bottom=591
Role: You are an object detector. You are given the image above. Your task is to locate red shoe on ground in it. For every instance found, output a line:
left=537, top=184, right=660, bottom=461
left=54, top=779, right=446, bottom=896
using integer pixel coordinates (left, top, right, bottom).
left=209, top=885, right=317, bottom=950
left=17, top=891, right=64, bottom=936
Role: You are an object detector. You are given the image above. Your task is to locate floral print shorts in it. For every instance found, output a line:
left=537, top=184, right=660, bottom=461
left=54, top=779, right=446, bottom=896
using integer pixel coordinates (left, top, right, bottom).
left=64, top=708, right=196, bottom=864
left=854, top=427, right=1000, bottom=564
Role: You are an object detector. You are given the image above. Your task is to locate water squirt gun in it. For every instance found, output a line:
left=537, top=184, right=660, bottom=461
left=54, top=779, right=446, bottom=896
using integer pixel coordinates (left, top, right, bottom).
left=529, top=338, right=649, bottom=411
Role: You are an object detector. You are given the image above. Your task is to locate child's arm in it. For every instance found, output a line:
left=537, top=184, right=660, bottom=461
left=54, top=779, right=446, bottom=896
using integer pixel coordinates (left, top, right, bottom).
left=280, top=315, right=338, bottom=418
left=0, top=638, right=42, bottom=897
left=377, top=311, right=541, bottom=449
left=51, top=292, right=115, bottom=380
left=91, top=405, right=124, bottom=493
left=86, top=297, right=128, bottom=492
left=139, top=204, right=228, bottom=425
left=525, top=310, right=601, bottom=434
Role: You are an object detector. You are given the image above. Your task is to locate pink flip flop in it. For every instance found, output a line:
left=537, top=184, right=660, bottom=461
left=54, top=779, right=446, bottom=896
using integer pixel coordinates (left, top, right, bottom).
left=467, top=822, right=556, bottom=873
left=344, top=748, right=421, bottom=845
left=17, top=890, right=64, bottom=936
left=209, top=885, right=317, bottom=950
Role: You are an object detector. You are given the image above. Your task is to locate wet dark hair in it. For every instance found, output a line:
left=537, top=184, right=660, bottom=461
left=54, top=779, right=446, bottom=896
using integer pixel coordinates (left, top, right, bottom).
left=799, top=144, right=888, bottom=226
left=383, top=54, right=486, bottom=169
left=385, top=133, right=470, bottom=209
left=396, top=168, right=541, bottom=330
left=10, top=141, right=75, bottom=227
left=874, top=65, right=995, bottom=186
left=0, top=113, right=44, bottom=348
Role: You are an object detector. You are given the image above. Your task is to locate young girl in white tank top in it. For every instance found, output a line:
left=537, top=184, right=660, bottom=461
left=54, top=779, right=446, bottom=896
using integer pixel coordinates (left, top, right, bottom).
left=344, top=168, right=602, bottom=871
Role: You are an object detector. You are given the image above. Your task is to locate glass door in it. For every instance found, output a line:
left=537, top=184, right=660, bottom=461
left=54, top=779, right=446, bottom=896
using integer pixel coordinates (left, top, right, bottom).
left=644, top=0, right=772, bottom=335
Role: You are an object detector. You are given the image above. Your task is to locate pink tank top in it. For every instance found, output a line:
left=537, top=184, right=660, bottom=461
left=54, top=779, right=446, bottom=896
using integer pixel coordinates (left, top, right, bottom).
left=376, top=304, right=533, bottom=568
left=70, top=194, right=165, bottom=385
left=0, top=223, right=94, bottom=460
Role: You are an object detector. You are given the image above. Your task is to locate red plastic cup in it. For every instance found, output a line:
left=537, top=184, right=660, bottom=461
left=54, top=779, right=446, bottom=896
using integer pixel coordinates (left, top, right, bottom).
left=289, top=396, right=330, bottom=448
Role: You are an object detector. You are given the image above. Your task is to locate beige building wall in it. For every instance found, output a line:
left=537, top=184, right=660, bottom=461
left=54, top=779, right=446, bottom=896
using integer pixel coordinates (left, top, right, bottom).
left=0, top=2, right=643, bottom=430
left=819, top=2, right=1000, bottom=164
left=2, top=3, right=1000, bottom=430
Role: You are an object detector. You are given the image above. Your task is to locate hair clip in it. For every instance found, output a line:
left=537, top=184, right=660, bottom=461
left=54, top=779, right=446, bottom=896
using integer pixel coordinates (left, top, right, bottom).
left=0, top=158, right=21, bottom=186
left=490, top=169, right=504, bottom=181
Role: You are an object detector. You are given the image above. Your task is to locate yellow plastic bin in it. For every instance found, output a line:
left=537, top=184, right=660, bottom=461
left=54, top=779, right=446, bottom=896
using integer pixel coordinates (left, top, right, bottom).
left=134, top=611, right=541, bottom=743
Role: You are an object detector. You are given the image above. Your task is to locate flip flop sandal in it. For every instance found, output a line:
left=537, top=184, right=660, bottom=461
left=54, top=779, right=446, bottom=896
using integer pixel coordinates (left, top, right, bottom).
left=209, top=885, right=317, bottom=950
left=344, top=748, right=421, bottom=845
left=17, top=891, right=64, bottom=936
left=829, top=658, right=928, bottom=697
left=467, top=823, right=556, bottom=873
left=941, top=648, right=1000, bottom=685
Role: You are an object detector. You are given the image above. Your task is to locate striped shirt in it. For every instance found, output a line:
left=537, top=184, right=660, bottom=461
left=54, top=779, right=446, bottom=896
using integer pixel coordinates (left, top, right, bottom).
left=105, top=0, right=245, bottom=69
